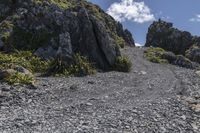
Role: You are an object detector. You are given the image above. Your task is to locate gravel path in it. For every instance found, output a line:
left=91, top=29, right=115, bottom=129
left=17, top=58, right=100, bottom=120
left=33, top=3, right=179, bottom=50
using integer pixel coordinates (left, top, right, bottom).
left=0, top=47, right=200, bottom=133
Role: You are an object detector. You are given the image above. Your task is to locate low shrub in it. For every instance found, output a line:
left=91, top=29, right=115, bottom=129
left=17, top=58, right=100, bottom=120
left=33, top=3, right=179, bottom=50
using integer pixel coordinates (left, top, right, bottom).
left=48, top=53, right=96, bottom=77
left=144, top=47, right=169, bottom=64
left=114, top=56, right=132, bottom=72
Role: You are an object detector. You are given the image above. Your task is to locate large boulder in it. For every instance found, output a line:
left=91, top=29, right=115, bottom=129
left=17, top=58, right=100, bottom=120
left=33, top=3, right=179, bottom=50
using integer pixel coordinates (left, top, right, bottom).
left=145, top=20, right=193, bottom=55
left=161, top=51, right=177, bottom=63
left=173, top=55, right=199, bottom=69
left=0, top=0, right=135, bottom=70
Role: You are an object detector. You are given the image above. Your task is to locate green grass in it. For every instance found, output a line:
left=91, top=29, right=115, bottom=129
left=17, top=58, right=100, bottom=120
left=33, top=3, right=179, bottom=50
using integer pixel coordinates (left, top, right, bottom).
left=144, top=47, right=169, bottom=64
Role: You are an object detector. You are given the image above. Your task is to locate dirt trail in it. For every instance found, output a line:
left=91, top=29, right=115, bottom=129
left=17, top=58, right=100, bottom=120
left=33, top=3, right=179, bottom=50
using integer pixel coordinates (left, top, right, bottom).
left=0, top=47, right=200, bottom=132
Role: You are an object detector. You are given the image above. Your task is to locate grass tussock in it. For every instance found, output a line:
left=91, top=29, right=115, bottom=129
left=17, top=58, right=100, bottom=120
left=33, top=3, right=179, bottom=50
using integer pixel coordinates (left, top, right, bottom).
left=0, top=51, right=51, bottom=73
left=144, top=47, right=169, bottom=64
left=114, top=56, right=132, bottom=72
left=48, top=53, right=96, bottom=77
left=4, top=71, right=34, bottom=85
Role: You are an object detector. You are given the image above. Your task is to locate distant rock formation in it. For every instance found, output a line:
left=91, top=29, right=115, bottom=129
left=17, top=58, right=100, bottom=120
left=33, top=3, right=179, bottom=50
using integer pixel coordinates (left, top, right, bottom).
left=145, top=20, right=200, bottom=66
left=0, top=0, right=135, bottom=70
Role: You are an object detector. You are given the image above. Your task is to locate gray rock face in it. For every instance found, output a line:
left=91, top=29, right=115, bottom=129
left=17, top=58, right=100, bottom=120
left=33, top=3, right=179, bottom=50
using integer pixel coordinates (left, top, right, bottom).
left=162, top=51, right=177, bottom=63
left=56, top=32, right=73, bottom=65
left=90, top=16, right=121, bottom=68
left=0, top=0, right=135, bottom=70
left=123, top=29, right=135, bottom=46
left=173, top=55, right=199, bottom=69
left=0, top=39, right=3, bottom=49
left=34, top=45, right=57, bottom=60
left=145, top=20, right=193, bottom=55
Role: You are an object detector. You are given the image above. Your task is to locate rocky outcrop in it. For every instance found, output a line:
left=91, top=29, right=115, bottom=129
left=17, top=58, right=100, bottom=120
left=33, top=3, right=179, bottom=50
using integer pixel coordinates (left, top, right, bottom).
left=173, top=55, right=199, bottom=69
left=145, top=20, right=200, bottom=68
left=0, top=0, right=135, bottom=70
left=145, top=20, right=194, bottom=55
left=186, top=44, right=200, bottom=63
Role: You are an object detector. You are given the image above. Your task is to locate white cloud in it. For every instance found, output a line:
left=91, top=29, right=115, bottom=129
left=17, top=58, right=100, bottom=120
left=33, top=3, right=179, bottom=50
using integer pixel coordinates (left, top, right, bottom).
left=190, top=14, right=200, bottom=22
left=107, top=0, right=155, bottom=23
left=135, top=43, right=143, bottom=46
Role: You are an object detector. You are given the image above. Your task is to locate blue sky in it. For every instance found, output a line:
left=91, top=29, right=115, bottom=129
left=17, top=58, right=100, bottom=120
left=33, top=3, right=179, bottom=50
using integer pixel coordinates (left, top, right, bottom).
left=90, top=0, right=200, bottom=45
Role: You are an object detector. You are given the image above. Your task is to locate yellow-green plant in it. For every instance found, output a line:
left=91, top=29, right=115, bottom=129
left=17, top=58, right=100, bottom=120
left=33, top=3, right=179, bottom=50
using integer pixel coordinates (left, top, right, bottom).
left=114, top=56, right=132, bottom=72
left=0, top=51, right=51, bottom=73
left=144, top=47, right=169, bottom=64
left=4, top=72, right=34, bottom=85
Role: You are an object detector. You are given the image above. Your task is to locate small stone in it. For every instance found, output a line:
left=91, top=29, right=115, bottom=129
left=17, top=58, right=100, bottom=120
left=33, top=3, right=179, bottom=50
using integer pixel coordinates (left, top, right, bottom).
left=195, top=71, right=200, bottom=76
left=70, top=84, right=78, bottom=91
left=88, top=81, right=95, bottom=84
left=27, top=99, right=32, bottom=103
left=140, top=71, right=147, bottom=75
left=191, top=123, right=198, bottom=130
left=86, top=102, right=93, bottom=106
left=181, top=115, right=186, bottom=120
left=28, top=84, right=37, bottom=90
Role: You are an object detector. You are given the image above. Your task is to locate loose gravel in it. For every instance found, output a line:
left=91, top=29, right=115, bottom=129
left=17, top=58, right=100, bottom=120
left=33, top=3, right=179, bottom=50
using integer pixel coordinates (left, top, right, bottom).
left=0, top=47, right=200, bottom=133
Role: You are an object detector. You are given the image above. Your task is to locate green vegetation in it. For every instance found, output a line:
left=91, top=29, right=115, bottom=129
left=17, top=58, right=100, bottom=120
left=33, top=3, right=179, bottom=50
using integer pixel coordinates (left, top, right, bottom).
left=50, top=0, right=72, bottom=9
left=4, top=71, right=34, bottom=85
left=84, top=2, right=103, bottom=20
left=0, top=51, right=51, bottom=73
left=144, top=47, right=169, bottom=64
left=0, top=20, right=14, bottom=45
left=113, top=34, right=126, bottom=48
left=48, top=54, right=96, bottom=77
left=34, top=0, right=75, bottom=9
left=114, top=56, right=132, bottom=72
left=0, top=51, right=50, bottom=84
left=0, top=20, right=14, bottom=31
left=0, top=51, right=97, bottom=84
